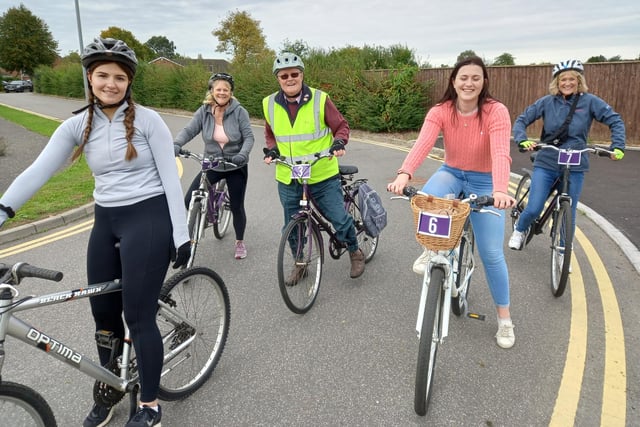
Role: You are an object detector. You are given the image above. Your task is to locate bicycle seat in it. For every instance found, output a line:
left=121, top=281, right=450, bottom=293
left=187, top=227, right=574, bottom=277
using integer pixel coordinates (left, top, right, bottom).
left=339, top=165, right=358, bottom=175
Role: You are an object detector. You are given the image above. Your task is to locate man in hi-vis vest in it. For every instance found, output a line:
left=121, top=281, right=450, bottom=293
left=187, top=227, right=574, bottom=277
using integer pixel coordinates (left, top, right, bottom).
left=263, top=52, right=365, bottom=283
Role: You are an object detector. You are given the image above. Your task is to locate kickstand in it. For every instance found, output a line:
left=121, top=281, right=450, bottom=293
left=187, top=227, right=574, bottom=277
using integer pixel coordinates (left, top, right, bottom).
left=128, top=384, right=139, bottom=420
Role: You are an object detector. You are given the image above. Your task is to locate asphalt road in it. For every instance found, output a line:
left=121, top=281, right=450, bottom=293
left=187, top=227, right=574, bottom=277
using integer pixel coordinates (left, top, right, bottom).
left=0, top=93, right=638, bottom=426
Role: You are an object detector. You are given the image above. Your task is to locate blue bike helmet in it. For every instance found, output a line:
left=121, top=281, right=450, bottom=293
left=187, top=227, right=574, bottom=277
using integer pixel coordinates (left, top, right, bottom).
left=552, top=59, right=584, bottom=78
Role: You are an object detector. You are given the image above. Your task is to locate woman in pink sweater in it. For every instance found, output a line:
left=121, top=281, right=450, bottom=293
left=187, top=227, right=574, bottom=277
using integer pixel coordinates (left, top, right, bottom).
left=387, top=56, right=516, bottom=349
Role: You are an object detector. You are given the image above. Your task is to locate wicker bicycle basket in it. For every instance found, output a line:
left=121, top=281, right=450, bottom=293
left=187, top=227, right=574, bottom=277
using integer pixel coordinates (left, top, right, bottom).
left=410, top=194, right=471, bottom=251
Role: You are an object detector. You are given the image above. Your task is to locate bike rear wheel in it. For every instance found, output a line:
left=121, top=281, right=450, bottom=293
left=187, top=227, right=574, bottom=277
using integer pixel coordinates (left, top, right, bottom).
left=213, top=180, right=232, bottom=239
left=157, top=266, right=230, bottom=400
left=550, top=200, right=573, bottom=297
left=348, top=199, right=378, bottom=263
left=452, top=222, right=474, bottom=316
left=186, top=199, right=205, bottom=268
left=414, top=266, right=445, bottom=416
left=0, top=381, right=57, bottom=427
left=277, top=216, right=323, bottom=314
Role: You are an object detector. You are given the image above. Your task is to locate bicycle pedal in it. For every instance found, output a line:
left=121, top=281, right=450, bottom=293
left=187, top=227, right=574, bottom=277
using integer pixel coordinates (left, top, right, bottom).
left=467, top=312, right=486, bottom=321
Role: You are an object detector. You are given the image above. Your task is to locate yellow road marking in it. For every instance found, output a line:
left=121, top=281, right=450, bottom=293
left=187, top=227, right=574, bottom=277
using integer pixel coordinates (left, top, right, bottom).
left=549, top=253, right=588, bottom=426
left=0, top=220, right=94, bottom=257
left=575, top=228, right=626, bottom=426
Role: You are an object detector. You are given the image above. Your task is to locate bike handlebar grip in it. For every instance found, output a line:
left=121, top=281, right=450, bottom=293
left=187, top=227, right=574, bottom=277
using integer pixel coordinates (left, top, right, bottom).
left=597, top=150, right=610, bottom=157
left=403, top=186, right=418, bottom=198
left=474, top=195, right=495, bottom=207
left=17, top=263, right=63, bottom=282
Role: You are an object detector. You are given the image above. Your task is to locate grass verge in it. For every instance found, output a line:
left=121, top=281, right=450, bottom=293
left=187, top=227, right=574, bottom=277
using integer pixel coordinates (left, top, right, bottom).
left=0, top=105, right=93, bottom=229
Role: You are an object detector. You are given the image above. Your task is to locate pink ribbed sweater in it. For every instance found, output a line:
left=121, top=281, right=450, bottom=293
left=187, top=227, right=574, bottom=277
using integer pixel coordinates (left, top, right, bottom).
left=400, top=100, right=512, bottom=193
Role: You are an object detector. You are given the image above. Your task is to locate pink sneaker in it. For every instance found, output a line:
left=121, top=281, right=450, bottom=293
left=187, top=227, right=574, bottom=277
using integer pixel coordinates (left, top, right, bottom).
left=235, top=241, right=247, bottom=259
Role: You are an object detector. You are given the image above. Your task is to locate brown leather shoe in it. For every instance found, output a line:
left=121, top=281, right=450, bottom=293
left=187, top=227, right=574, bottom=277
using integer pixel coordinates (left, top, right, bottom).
left=349, top=249, right=365, bottom=278
left=285, top=264, right=307, bottom=286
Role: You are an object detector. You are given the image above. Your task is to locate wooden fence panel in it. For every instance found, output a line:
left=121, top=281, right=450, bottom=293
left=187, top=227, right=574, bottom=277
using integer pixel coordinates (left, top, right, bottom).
left=367, top=62, right=638, bottom=144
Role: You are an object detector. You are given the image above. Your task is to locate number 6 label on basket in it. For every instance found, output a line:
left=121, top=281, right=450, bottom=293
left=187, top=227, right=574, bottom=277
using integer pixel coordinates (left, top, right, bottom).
left=291, top=164, right=311, bottom=179
left=417, top=211, right=451, bottom=239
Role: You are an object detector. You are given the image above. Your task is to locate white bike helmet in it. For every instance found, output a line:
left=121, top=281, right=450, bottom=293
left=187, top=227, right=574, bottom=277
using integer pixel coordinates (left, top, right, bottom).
left=273, top=52, right=305, bottom=75
left=82, top=37, right=138, bottom=76
left=552, top=59, right=584, bottom=78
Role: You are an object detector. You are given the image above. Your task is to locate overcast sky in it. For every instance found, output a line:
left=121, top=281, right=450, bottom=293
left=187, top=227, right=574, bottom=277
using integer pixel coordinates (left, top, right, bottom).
left=13, top=1, right=640, bottom=66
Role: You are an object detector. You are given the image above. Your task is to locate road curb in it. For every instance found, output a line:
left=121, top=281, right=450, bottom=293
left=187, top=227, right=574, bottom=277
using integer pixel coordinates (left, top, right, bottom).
left=0, top=203, right=94, bottom=245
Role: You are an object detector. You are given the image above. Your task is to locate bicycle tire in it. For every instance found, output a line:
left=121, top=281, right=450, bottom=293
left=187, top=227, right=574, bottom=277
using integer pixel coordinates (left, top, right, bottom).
left=414, top=266, right=445, bottom=416
left=277, top=216, right=323, bottom=314
left=157, top=266, right=230, bottom=400
left=186, top=199, right=204, bottom=268
left=550, top=200, right=573, bottom=297
left=512, top=172, right=532, bottom=240
left=0, top=381, right=57, bottom=427
left=347, top=198, right=378, bottom=263
left=452, top=222, right=474, bottom=316
left=213, top=180, right=232, bottom=239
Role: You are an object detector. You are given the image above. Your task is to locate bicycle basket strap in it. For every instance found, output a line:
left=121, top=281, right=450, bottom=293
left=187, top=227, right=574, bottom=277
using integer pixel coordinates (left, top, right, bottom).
left=410, top=194, right=470, bottom=250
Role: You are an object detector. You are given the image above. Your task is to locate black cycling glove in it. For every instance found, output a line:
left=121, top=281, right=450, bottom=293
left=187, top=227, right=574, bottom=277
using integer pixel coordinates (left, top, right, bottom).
left=329, top=139, right=346, bottom=154
left=263, top=147, right=280, bottom=160
left=171, top=241, right=191, bottom=269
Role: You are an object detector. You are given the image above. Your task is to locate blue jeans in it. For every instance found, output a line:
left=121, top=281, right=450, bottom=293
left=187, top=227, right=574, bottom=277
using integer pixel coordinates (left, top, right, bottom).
left=515, top=167, right=584, bottom=237
left=278, top=176, right=358, bottom=252
left=422, top=165, right=510, bottom=307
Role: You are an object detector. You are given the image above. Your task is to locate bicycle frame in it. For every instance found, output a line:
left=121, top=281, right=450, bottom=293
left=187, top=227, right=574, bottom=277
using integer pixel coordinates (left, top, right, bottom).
left=0, top=278, right=195, bottom=394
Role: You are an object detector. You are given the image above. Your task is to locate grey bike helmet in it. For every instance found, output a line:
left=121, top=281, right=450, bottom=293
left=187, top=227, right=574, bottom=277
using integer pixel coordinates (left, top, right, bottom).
left=273, top=52, right=305, bottom=75
left=552, top=59, right=584, bottom=78
left=208, top=72, right=234, bottom=91
left=82, top=37, right=138, bottom=76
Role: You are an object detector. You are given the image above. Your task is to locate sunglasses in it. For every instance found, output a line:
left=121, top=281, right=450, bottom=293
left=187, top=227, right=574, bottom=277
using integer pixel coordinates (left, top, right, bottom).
left=278, top=72, right=301, bottom=80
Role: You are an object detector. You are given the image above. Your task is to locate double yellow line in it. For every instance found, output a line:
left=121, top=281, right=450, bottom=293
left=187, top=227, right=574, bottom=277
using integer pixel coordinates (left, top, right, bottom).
left=0, top=219, right=94, bottom=257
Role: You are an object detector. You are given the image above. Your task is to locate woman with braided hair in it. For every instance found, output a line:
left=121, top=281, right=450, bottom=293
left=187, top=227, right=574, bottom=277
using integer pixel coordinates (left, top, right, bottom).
left=0, top=37, right=190, bottom=426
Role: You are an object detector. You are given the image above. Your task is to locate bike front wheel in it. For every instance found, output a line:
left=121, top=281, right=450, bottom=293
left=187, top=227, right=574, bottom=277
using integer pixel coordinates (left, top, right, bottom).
left=157, top=266, right=230, bottom=400
left=277, top=216, right=323, bottom=314
left=348, top=199, right=378, bottom=263
left=186, top=199, right=205, bottom=268
left=550, top=200, right=573, bottom=297
left=452, top=222, right=474, bottom=316
left=0, top=381, right=57, bottom=427
left=415, top=266, right=445, bottom=416
left=213, top=181, right=232, bottom=239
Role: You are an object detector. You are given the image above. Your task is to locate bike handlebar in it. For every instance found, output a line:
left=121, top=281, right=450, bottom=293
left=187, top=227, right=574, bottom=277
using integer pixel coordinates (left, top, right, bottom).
left=519, top=143, right=614, bottom=157
left=399, top=186, right=495, bottom=209
left=178, top=149, right=239, bottom=170
left=0, top=262, right=64, bottom=285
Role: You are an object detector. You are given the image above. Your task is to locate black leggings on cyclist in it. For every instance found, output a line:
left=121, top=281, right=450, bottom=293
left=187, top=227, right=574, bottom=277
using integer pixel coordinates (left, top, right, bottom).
left=184, top=165, right=248, bottom=241
left=87, top=195, right=172, bottom=403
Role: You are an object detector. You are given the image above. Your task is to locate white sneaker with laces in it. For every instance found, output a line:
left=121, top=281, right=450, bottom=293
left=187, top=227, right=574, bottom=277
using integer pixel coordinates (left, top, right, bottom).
left=412, top=249, right=432, bottom=275
left=508, top=229, right=526, bottom=250
left=496, top=320, right=515, bottom=349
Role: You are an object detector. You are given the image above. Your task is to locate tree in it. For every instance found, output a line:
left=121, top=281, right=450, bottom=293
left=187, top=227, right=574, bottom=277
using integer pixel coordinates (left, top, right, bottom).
left=608, top=55, right=622, bottom=62
left=280, top=39, right=310, bottom=58
left=586, top=55, right=607, bottom=63
left=493, top=52, right=515, bottom=66
left=99, top=27, right=153, bottom=61
left=145, top=36, right=177, bottom=59
left=456, top=50, right=477, bottom=63
left=212, top=10, right=273, bottom=64
left=0, top=4, right=58, bottom=76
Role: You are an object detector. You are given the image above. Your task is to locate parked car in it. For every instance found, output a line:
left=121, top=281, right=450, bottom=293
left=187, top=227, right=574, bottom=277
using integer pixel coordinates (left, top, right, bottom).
left=4, top=80, right=33, bottom=93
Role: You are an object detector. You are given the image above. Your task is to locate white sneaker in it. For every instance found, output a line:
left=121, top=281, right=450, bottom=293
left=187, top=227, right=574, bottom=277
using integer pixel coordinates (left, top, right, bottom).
left=496, top=320, right=515, bottom=349
left=508, top=229, right=526, bottom=250
left=412, top=249, right=432, bottom=275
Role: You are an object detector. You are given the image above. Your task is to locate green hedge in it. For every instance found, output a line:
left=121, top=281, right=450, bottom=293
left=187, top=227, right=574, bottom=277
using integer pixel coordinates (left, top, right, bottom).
left=32, top=58, right=432, bottom=134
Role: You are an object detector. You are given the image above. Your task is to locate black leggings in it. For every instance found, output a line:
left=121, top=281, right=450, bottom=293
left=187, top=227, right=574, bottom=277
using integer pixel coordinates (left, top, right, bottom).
left=87, top=195, right=172, bottom=402
left=185, top=165, right=248, bottom=241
